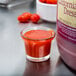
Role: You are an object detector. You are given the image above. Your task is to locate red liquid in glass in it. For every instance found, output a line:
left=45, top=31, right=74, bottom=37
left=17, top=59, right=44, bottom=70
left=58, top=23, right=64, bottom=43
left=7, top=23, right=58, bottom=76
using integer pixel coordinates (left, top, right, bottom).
left=22, top=30, right=54, bottom=58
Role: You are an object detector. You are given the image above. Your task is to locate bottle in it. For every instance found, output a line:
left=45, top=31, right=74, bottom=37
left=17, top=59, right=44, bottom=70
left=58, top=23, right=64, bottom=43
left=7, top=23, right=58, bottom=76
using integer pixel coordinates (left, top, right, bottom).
left=56, top=0, right=76, bottom=70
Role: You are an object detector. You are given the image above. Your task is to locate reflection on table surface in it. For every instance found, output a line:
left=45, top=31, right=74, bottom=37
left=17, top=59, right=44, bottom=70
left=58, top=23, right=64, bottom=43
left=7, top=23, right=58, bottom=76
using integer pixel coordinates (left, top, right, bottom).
left=23, top=57, right=76, bottom=76
left=24, top=58, right=51, bottom=76
left=55, top=57, right=76, bottom=76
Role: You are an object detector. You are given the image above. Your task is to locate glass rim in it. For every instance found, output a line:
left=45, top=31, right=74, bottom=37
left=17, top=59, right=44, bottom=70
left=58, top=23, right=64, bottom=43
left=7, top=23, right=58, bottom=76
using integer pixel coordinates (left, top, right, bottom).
left=20, top=29, right=55, bottom=41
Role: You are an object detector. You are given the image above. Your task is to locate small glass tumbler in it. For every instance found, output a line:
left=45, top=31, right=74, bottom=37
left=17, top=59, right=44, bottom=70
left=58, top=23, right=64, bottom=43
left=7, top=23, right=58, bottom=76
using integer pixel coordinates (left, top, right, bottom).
left=21, top=26, right=55, bottom=62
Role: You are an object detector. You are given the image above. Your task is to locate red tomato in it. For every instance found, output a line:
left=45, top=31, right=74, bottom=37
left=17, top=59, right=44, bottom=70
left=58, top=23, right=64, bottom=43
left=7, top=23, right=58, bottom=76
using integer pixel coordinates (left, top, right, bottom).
left=18, top=15, right=27, bottom=23
left=18, top=12, right=32, bottom=23
left=22, top=12, right=32, bottom=20
left=31, top=14, right=40, bottom=23
left=46, top=0, right=57, bottom=4
left=39, top=0, right=46, bottom=3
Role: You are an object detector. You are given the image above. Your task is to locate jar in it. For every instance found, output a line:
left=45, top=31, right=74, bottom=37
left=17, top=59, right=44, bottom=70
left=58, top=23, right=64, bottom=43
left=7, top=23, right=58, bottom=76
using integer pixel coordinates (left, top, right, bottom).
left=56, top=0, right=76, bottom=70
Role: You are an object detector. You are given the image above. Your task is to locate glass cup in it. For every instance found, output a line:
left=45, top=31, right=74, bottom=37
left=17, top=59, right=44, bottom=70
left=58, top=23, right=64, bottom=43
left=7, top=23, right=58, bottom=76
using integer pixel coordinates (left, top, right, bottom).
left=21, top=26, right=55, bottom=62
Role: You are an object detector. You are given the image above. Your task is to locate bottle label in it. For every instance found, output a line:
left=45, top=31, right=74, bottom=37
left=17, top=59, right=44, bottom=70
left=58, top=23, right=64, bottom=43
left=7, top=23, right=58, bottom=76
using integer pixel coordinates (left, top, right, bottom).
left=57, top=0, right=76, bottom=43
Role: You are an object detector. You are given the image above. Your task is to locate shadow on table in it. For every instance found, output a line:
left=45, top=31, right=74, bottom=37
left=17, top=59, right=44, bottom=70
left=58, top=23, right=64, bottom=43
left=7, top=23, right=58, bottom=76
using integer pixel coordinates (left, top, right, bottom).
left=23, top=58, right=51, bottom=76
left=55, top=57, right=76, bottom=76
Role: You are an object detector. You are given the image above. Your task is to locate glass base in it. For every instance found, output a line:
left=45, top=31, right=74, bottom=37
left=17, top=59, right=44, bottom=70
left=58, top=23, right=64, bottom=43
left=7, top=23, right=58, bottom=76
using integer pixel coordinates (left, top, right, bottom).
left=26, top=54, right=50, bottom=62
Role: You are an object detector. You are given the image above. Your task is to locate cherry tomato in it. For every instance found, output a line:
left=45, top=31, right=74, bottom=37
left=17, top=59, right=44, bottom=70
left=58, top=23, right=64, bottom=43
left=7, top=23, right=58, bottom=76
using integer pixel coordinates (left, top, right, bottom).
left=18, top=12, right=32, bottom=23
left=18, top=15, right=27, bottom=23
left=22, top=12, right=32, bottom=20
left=39, top=0, right=46, bottom=3
left=46, top=0, right=57, bottom=4
left=31, top=14, right=40, bottom=23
